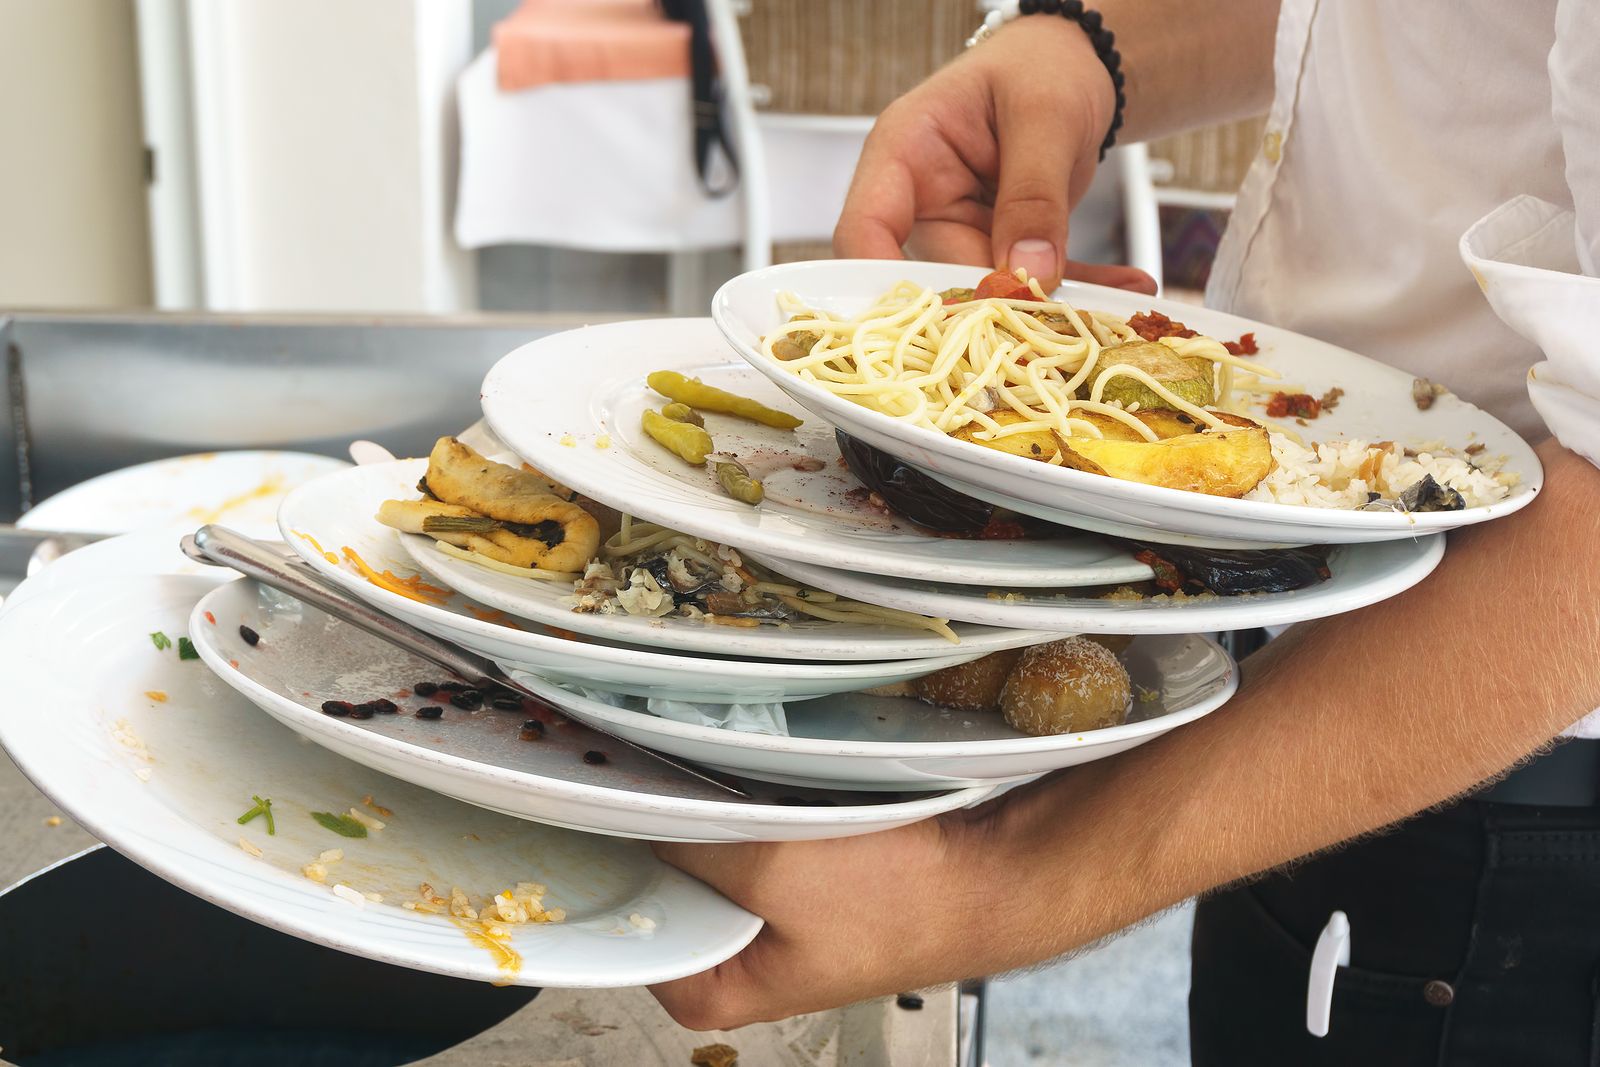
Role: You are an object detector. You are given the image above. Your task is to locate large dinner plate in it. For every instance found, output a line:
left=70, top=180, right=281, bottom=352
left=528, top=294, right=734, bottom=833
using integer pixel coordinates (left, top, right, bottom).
left=0, top=574, right=761, bottom=987
left=512, top=633, right=1236, bottom=791
left=713, top=260, right=1543, bottom=549
left=20, top=450, right=348, bottom=539
left=478, top=318, right=1155, bottom=587
left=277, top=470, right=988, bottom=702
left=189, top=577, right=995, bottom=842
left=745, top=534, right=1446, bottom=633
left=287, top=459, right=1066, bottom=662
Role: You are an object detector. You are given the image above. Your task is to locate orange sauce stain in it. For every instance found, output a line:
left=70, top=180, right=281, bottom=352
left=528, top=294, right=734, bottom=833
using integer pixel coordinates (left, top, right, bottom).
left=144, top=690, right=169, bottom=703
left=185, top=474, right=286, bottom=524
left=465, top=605, right=523, bottom=629
left=203, top=611, right=216, bottom=625
left=291, top=530, right=340, bottom=565
left=340, top=547, right=451, bottom=606
left=450, top=917, right=523, bottom=975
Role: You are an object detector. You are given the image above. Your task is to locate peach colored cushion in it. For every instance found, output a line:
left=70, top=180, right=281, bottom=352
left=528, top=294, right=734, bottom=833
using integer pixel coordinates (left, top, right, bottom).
left=493, top=0, right=690, bottom=92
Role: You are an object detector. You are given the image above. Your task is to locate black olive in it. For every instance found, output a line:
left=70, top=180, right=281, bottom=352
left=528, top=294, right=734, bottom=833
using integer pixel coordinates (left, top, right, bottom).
left=416, top=705, right=443, bottom=720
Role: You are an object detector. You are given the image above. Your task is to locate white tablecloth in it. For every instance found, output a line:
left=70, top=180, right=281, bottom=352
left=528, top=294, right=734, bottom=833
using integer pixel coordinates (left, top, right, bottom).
left=454, top=49, right=868, bottom=253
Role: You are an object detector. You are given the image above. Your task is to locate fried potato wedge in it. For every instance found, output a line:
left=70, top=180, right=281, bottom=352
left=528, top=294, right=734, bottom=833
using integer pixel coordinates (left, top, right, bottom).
left=950, top=411, right=1060, bottom=461
left=1052, top=424, right=1273, bottom=497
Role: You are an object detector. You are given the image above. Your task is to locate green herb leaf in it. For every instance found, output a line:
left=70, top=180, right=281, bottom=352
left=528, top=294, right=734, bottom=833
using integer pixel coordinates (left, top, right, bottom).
left=150, top=631, right=172, bottom=651
left=237, top=795, right=275, bottom=834
left=177, top=637, right=199, bottom=661
left=311, top=811, right=368, bottom=838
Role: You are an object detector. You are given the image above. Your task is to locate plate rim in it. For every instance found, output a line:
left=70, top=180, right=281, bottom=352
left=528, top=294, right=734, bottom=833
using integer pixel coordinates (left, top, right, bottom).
left=742, top=535, right=1447, bottom=634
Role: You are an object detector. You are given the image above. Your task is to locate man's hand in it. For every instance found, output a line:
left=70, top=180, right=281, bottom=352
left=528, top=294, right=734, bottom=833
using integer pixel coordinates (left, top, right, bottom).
left=832, top=18, right=1153, bottom=295
left=648, top=804, right=1009, bottom=1030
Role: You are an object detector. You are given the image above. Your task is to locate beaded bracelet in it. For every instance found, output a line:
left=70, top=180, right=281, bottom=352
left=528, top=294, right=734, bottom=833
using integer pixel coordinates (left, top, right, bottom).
left=967, top=0, right=1127, bottom=161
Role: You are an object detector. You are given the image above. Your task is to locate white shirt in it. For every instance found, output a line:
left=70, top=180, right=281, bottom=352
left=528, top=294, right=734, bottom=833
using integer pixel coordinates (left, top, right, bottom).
left=1206, top=0, right=1600, bottom=734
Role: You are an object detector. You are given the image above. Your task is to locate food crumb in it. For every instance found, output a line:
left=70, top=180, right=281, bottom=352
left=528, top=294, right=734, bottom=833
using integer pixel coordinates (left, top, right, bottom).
left=43, top=816, right=62, bottom=828
left=238, top=837, right=263, bottom=857
left=895, top=992, right=925, bottom=1011
left=595, top=434, right=612, bottom=449
left=362, top=794, right=395, bottom=818
left=628, top=912, right=657, bottom=932
left=144, top=690, right=168, bottom=703
left=318, top=848, right=344, bottom=863
left=331, top=883, right=367, bottom=909
left=302, top=862, right=328, bottom=883
left=559, top=434, right=577, bottom=447
left=347, top=807, right=385, bottom=832
left=690, top=1043, right=739, bottom=1067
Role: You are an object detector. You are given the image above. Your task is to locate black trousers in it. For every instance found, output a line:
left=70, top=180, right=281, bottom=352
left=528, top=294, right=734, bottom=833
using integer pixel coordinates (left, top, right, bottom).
left=1189, top=798, right=1600, bottom=1066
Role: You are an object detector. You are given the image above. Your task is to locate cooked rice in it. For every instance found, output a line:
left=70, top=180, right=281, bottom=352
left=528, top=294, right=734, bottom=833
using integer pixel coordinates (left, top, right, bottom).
left=1246, top=434, right=1516, bottom=510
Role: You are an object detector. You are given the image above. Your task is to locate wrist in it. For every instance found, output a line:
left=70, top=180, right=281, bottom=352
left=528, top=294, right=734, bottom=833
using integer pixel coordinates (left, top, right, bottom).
left=979, top=9, right=1120, bottom=159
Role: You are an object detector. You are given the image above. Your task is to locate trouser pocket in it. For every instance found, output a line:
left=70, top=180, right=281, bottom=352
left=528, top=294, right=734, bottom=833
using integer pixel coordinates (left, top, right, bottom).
left=1190, top=883, right=1446, bottom=1066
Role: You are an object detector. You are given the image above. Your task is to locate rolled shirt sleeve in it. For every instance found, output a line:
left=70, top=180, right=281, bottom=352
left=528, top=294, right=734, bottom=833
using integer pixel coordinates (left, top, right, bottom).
left=1458, top=3, right=1600, bottom=470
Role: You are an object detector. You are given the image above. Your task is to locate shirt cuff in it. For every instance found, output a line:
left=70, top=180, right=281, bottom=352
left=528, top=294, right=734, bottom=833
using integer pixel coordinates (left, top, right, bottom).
left=1460, top=195, right=1600, bottom=468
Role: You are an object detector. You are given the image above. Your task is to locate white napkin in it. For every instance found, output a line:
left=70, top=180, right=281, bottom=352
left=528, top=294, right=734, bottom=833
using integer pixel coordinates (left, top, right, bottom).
left=576, top=687, right=789, bottom=737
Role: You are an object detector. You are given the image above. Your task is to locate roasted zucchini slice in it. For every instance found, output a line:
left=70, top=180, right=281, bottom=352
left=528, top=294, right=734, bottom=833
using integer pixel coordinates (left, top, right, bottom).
left=1085, top=341, right=1213, bottom=411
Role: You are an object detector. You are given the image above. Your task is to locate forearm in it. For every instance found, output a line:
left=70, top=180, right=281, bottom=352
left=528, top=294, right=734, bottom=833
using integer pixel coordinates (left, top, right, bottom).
left=984, top=438, right=1600, bottom=969
left=990, top=0, right=1281, bottom=144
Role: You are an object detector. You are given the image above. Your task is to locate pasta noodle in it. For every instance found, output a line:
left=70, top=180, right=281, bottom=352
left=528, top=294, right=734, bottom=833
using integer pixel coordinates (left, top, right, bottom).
left=764, top=274, right=1276, bottom=445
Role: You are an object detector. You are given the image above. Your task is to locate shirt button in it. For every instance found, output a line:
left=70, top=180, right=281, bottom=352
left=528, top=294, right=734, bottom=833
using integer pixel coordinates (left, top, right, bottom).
left=1262, top=130, right=1283, bottom=163
left=1422, top=980, right=1455, bottom=1007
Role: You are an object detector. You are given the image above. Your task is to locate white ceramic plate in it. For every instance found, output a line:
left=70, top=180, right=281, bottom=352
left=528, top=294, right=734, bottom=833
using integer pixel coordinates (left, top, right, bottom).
left=0, top=574, right=761, bottom=987
left=745, top=535, right=1445, bottom=633
left=713, top=261, right=1543, bottom=548
left=189, top=578, right=995, bottom=842
left=276, top=468, right=994, bottom=702
left=512, top=633, right=1236, bottom=791
left=479, top=318, right=1155, bottom=587
left=292, top=458, right=1067, bottom=661
left=20, top=450, right=349, bottom=539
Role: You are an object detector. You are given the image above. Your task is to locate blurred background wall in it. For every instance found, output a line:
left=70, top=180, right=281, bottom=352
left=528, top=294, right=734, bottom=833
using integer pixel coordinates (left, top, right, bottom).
left=0, top=0, right=153, bottom=309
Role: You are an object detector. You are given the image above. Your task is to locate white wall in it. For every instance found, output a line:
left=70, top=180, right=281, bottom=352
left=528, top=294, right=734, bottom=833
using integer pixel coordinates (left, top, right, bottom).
left=0, top=0, right=153, bottom=309
left=187, top=0, right=476, bottom=312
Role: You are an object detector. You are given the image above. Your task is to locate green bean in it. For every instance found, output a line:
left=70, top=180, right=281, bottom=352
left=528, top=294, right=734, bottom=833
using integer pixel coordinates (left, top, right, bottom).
left=647, top=370, right=802, bottom=429
left=660, top=402, right=704, bottom=427
left=641, top=408, right=712, bottom=465
left=714, top=460, right=764, bottom=505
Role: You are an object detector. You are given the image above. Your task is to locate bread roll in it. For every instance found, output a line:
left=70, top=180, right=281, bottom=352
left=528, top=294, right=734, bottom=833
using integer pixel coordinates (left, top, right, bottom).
left=1000, top=637, right=1131, bottom=736
left=911, top=649, right=1024, bottom=712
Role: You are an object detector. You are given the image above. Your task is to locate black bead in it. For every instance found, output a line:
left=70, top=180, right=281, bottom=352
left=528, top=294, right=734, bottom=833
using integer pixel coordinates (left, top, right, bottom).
left=1115, top=89, right=1127, bottom=110
left=1040, top=0, right=1061, bottom=11
left=1061, top=0, right=1084, bottom=16
left=1079, top=9, right=1102, bottom=32
left=1111, top=68, right=1126, bottom=89
left=1092, top=28, right=1113, bottom=52
left=1019, top=0, right=1040, bottom=13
